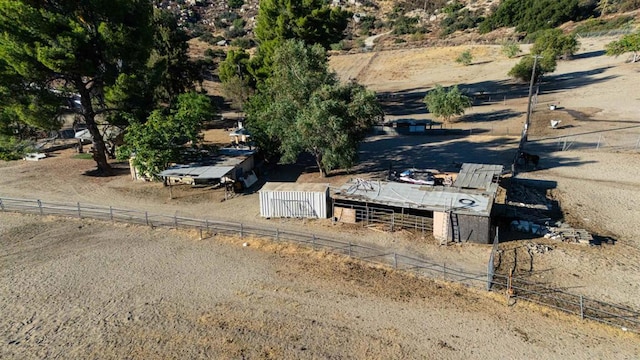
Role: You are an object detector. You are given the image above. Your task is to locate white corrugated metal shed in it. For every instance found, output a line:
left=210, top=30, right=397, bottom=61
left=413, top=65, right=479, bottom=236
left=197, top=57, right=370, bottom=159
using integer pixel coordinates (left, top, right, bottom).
left=333, top=177, right=498, bottom=217
left=259, top=182, right=330, bottom=219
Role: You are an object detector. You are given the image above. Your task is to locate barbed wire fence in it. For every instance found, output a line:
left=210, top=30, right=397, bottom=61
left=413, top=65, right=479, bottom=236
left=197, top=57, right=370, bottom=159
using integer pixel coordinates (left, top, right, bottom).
left=1, top=196, right=638, bottom=333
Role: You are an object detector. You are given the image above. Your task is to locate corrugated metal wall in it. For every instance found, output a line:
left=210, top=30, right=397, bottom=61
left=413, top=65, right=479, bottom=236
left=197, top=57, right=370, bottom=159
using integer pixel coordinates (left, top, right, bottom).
left=259, top=189, right=329, bottom=218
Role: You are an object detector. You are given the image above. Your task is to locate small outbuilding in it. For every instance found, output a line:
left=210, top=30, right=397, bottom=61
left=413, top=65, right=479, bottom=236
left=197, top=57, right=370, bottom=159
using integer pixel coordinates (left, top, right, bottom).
left=259, top=182, right=330, bottom=219
left=153, top=148, right=256, bottom=186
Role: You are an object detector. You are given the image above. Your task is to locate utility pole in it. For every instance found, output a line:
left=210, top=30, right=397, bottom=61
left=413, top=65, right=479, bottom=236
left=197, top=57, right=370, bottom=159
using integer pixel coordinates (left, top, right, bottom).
left=524, top=55, right=542, bottom=142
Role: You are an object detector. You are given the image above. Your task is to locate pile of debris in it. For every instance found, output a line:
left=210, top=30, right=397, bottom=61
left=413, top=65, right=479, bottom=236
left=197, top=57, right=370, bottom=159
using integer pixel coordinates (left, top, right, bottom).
left=510, top=219, right=593, bottom=245
left=543, top=224, right=593, bottom=245
left=526, top=242, right=552, bottom=254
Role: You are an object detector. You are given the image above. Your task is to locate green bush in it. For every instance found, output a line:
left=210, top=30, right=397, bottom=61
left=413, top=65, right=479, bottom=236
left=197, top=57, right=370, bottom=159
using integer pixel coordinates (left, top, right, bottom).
left=359, top=15, right=376, bottom=36
left=330, top=41, right=344, bottom=51
left=441, top=7, right=484, bottom=36
left=501, top=41, right=521, bottom=58
left=530, top=29, right=580, bottom=59
left=230, top=37, right=253, bottom=49
left=456, top=50, right=473, bottom=65
left=228, top=0, right=244, bottom=9
left=392, top=14, right=419, bottom=35
left=508, top=52, right=557, bottom=82
left=204, top=48, right=226, bottom=59
left=0, top=136, right=34, bottom=161
left=225, top=19, right=246, bottom=39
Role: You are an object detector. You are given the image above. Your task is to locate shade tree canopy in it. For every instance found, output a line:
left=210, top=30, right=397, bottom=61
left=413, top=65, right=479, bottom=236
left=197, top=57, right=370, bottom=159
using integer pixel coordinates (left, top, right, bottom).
left=0, top=1, right=204, bottom=173
left=118, top=92, right=215, bottom=179
left=245, top=40, right=383, bottom=177
left=423, top=84, right=472, bottom=123
left=508, top=29, right=577, bottom=82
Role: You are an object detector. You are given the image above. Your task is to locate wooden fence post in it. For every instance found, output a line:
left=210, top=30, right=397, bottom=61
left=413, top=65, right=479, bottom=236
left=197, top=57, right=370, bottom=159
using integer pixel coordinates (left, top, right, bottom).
left=37, top=199, right=43, bottom=215
left=109, top=206, right=113, bottom=222
left=77, top=202, right=81, bottom=218
left=580, top=295, right=584, bottom=320
left=174, top=213, right=178, bottom=228
left=443, top=263, right=447, bottom=280
left=276, top=228, right=279, bottom=241
left=0, top=198, right=4, bottom=211
left=206, top=219, right=209, bottom=232
left=145, top=211, right=149, bottom=226
left=393, top=253, right=397, bottom=269
left=240, top=223, right=244, bottom=238
left=348, top=242, right=352, bottom=257
left=312, top=235, right=316, bottom=250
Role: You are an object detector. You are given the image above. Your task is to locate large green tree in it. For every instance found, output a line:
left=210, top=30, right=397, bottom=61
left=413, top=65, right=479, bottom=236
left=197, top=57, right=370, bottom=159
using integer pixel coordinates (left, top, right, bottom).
left=508, top=29, right=576, bottom=82
left=606, top=31, right=640, bottom=63
left=119, top=92, right=215, bottom=179
left=255, top=0, right=351, bottom=52
left=530, top=29, right=579, bottom=60
left=0, top=0, right=154, bottom=173
left=0, top=1, right=201, bottom=173
left=423, top=84, right=472, bottom=123
left=245, top=40, right=382, bottom=177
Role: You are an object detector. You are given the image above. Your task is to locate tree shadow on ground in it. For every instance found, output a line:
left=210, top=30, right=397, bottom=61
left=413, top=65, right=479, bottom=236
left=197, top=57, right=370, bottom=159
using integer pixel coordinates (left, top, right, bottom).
left=461, top=109, right=524, bottom=123
left=541, top=66, right=617, bottom=92
left=377, top=88, right=429, bottom=117
left=353, top=133, right=596, bottom=179
left=571, top=50, right=606, bottom=60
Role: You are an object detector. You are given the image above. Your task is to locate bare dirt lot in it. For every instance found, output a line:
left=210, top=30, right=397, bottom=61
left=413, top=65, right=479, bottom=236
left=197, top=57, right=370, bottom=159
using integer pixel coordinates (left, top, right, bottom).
left=2, top=35, right=640, bottom=356
left=2, top=213, right=639, bottom=359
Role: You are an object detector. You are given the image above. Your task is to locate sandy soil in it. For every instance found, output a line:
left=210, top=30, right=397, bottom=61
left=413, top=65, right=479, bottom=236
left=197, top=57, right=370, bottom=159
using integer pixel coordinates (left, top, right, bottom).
left=2, top=213, right=638, bottom=359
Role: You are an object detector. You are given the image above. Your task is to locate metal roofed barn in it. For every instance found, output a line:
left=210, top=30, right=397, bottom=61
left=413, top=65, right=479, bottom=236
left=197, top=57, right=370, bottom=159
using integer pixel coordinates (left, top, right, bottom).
left=332, top=164, right=504, bottom=244
left=155, top=148, right=256, bottom=186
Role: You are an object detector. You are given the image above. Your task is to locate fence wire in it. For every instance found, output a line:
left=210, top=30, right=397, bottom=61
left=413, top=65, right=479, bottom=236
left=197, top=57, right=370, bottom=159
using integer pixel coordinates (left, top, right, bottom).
left=1, top=196, right=638, bottom=333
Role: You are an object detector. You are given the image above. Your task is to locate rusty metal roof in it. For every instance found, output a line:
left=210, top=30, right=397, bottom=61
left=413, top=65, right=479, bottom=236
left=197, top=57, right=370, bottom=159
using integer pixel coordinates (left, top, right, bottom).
left=333, top=164, right=503, bottom=216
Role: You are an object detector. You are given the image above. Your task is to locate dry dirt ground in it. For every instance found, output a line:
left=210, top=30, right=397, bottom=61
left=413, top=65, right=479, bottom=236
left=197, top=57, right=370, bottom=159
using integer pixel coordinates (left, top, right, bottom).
left=2, top=213, right=638, bottom=359
left=2, top=35, right=640, bottom=356
left=329, top=35, right=640, bottom=309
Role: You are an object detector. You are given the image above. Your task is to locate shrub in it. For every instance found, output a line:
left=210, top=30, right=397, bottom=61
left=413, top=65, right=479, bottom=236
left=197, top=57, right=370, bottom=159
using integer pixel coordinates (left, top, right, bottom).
left=530, top=29, right=579, bottom=59
left=330, top=41, right=344, bottom=51
left=230, top=37, right=253, bottom=49
left=501, top=41, right=521, bottom=58
left=508, top=52, right=557, bottom=82
left=0, top=136, right=34, bottom=161
left=456, top=50, right=473, bottom=65
left=228, top=0, right=244, bottom=9
left=441, top=7, right=484, bottom=36
left=392, top=14, right=419, bottom=35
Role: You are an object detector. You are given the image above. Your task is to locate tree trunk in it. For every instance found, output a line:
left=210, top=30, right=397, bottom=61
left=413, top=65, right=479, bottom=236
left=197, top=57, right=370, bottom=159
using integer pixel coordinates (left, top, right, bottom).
left=77, top=79, right=112, bottom=175
left=315, top=153, right=326, bottom=178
